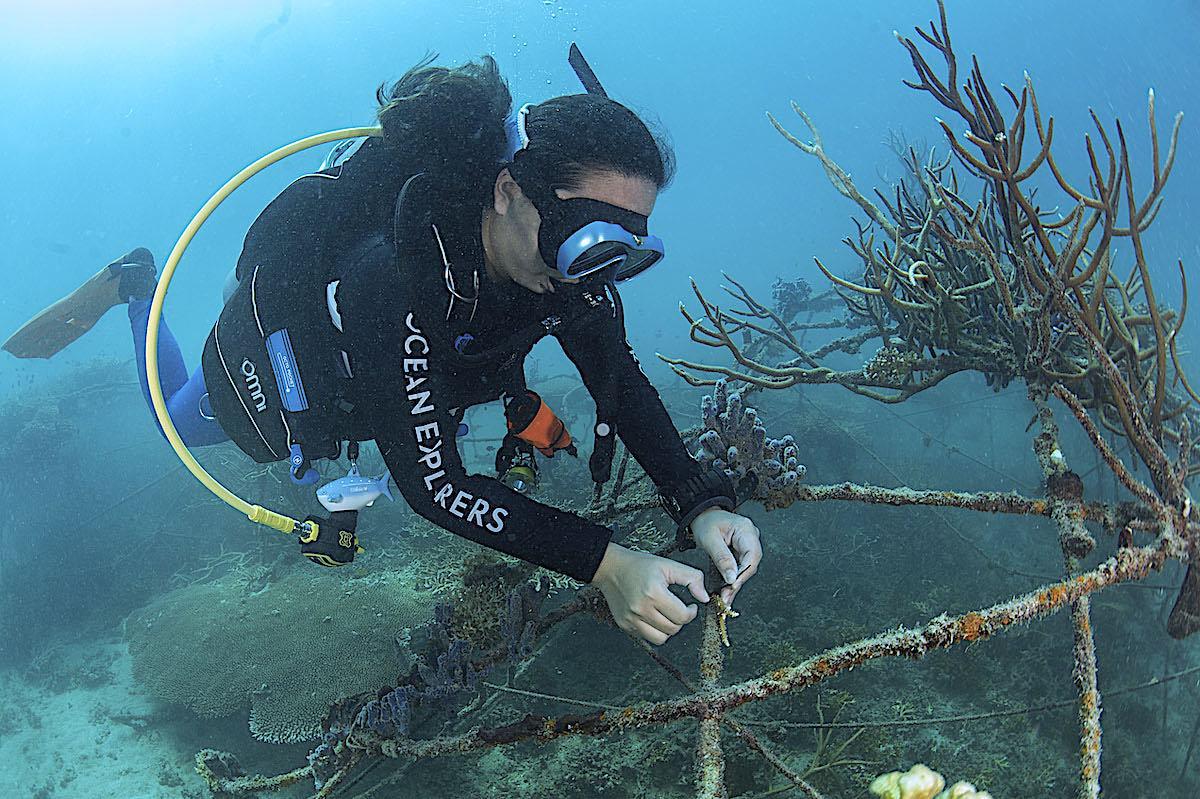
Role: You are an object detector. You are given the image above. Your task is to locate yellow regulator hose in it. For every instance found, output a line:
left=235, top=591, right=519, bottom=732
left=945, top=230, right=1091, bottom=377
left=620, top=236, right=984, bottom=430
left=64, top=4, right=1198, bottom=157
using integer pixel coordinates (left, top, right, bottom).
left=146, top=126, right=383, bottom=535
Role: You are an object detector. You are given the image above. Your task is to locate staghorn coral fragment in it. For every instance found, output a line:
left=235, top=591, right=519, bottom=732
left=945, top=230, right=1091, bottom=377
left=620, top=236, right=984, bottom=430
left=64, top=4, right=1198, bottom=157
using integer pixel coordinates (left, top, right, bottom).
left=713, top=595, right=739, bottom=648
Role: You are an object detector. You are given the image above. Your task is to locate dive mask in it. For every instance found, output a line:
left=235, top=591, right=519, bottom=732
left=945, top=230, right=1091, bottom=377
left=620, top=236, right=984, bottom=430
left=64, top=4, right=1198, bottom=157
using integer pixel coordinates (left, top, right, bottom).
left=537, top=195, right=664, bottom=282
left=507, top=148, right=664, bottom=283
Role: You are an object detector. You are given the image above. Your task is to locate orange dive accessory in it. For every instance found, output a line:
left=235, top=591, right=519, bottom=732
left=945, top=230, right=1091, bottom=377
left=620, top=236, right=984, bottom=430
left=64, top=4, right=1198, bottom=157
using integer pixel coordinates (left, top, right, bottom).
left=504, top=390, right=577, bottom=457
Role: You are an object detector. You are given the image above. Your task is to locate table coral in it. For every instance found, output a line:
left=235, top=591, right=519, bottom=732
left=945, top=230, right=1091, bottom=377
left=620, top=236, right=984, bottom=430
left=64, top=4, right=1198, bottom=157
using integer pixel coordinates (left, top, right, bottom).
left=127, top=569, right=425, bottom=743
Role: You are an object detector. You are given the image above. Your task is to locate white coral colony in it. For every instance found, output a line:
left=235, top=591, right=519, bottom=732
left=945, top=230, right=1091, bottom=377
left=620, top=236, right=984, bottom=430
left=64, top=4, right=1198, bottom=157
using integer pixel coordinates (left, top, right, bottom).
left=869, top=765, right=994, bottom=799
left=942, top=782, right=994, bottom=799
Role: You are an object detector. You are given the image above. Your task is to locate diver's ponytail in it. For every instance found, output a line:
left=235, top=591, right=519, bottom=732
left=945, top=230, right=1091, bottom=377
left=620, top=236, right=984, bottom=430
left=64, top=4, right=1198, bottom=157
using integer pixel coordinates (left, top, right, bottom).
left=376, top=55, right=513, bottom=213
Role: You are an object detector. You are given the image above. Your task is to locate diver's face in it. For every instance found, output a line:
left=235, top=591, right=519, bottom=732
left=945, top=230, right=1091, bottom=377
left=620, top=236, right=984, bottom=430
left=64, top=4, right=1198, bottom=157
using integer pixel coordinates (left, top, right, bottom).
left=484, top=168, right=658, bottom=294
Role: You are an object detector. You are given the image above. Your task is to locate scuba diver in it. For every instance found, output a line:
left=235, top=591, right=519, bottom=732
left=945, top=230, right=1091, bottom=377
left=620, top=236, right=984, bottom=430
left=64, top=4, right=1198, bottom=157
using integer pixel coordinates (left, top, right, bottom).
left=3, top=52, right=762, bottom=646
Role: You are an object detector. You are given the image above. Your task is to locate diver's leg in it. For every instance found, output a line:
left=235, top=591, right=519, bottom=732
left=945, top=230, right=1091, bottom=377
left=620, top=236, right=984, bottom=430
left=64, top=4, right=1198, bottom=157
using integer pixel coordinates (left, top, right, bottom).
left=121, top=248, right=229, bottom=446
left=166, top=365, right=229, bottom=447
left=123, top=248, right=228, bottom=445
left=128, top=296, right=188, bottom=411
left=127, top=297, right=229, bottom=447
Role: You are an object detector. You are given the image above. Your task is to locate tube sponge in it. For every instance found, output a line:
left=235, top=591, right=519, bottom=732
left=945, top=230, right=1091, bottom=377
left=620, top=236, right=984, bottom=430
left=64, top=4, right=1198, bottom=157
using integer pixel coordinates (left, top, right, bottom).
left=696, top=379, right=806, bottom=508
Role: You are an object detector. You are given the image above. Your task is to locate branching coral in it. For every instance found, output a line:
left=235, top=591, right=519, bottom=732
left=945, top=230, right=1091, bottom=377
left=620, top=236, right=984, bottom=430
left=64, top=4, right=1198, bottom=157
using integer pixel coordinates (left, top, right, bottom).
left=663, top=0, right=1198, bottom=619
left=653, top=1, right=1198, bottom=795
left=664, top=4, right=1199, bottom=457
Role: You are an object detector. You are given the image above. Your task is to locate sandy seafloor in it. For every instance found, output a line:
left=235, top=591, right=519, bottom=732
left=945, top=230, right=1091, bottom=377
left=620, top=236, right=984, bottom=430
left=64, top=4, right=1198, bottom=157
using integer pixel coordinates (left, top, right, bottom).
left=0, top=640, right=207, bottom=798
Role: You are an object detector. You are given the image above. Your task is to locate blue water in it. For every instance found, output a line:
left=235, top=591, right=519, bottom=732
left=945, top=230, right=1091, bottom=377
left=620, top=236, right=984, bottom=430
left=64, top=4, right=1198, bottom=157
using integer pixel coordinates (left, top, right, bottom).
left=1, top=1, right=1198, bottom=796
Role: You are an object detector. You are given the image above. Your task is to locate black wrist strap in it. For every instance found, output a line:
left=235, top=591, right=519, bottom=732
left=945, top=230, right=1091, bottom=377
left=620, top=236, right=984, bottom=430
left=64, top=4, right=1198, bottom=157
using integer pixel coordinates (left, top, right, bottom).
left=661, top=467, right=738, bottom=551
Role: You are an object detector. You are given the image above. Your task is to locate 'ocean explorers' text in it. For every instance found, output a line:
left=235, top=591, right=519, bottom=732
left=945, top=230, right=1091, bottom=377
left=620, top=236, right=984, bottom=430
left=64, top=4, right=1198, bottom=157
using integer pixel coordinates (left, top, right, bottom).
left=403, top=313, right=508, bottom=533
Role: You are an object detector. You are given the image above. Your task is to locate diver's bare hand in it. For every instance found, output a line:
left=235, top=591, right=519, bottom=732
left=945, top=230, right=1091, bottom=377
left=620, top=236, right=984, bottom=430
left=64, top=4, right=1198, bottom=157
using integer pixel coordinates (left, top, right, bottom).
left=690, top=508, right=762, bottom=609
left=591, top=543, right=709, bottom=645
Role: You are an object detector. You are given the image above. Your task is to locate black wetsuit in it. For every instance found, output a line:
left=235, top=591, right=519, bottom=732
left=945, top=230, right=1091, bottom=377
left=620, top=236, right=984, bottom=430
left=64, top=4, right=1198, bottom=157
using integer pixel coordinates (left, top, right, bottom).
left=202, top=157, right=724, bottom=582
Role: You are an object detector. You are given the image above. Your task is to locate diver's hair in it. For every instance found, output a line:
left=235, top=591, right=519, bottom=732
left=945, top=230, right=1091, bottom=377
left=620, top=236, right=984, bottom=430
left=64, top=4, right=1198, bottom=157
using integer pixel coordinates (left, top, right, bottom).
left=516, top=94, right=676, bottom=193
left=376, top=54, right=512, bottom=212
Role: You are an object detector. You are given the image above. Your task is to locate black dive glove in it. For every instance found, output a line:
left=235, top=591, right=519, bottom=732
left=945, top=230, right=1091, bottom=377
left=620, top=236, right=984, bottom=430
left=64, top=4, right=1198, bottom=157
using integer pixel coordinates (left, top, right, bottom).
left=660, top=466, right=740, bottom=551
left=299, top=511, right=361, bottom=567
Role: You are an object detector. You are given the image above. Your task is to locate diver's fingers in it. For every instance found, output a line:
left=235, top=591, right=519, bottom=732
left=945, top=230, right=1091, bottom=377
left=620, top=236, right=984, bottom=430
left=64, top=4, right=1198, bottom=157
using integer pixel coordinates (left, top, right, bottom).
left=730, top=522, right=762, bottom=581
left=630, top=617, right=670, bottom=646
left=722, top=559, right=760, bottom=609
left=652, top=588, right=698, bottom=627
left=730, top=518, right=763, bottom=566
left=706, top=539, right=740, bottom=586
left=663, top=559, right=710, bottom=605
left=644, top=606, right=686, bottom=638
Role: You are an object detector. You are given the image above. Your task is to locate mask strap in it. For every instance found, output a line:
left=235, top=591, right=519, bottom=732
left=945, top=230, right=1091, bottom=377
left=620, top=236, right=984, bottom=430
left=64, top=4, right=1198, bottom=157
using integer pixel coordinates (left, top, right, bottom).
left=604, top=275, right=624, bottom=324
left=503, top=103, right=534, bottom=162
